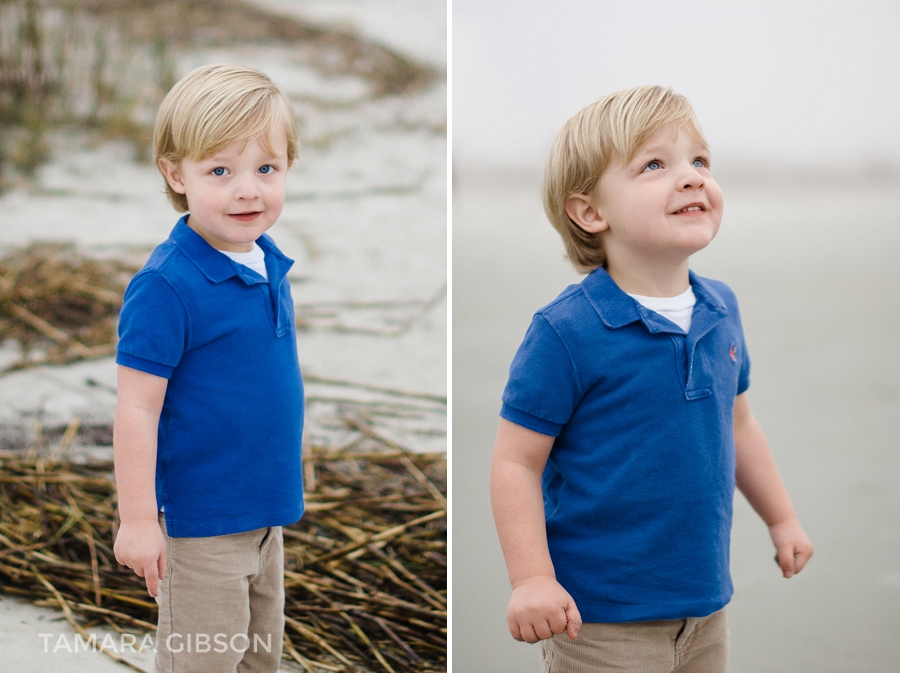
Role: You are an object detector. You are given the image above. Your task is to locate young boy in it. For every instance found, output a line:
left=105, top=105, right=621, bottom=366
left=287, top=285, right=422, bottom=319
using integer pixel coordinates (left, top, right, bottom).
left=113, top=64, right=303, bottom=672
left=490, top=85, right=814, bottom=672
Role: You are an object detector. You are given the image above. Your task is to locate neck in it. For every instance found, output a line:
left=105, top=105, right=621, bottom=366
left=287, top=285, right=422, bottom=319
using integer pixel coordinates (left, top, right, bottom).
left=604, top=254, right=691, bottom=297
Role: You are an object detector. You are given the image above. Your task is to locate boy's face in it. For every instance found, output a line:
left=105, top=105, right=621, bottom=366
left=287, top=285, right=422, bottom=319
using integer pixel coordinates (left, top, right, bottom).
left=573, top=123, right=723, bottom=269
left=159, top=132, right=291, bottom=253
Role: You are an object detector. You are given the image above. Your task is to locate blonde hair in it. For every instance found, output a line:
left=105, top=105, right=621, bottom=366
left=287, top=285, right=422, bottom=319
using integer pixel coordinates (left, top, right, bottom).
left=543, top=85, right=707, bottom=273
left=153, top=64, right=299, bottom=212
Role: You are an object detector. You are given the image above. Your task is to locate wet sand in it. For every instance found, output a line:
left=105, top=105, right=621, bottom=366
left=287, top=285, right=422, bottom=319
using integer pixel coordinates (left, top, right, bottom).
left=451, top=164, right=900, bottom=672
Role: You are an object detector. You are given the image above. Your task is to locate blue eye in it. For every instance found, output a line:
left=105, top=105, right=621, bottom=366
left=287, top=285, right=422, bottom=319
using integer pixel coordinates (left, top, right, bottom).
left=259, top=165, right=274, bottom=174
left=211, top=167, right=227, bottom=176
left=643, top=160, right=662, bottom=172
left=692, top=158, right=706, bottom=168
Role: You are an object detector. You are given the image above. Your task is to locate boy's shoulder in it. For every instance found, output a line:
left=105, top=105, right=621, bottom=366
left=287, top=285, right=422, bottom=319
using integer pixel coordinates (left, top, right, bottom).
left=124, top=220, right=224, bottom=309
left=534, top=281, right=586, bottom=319
left=127, top=235, right=202, bottom=303
left=140, top=237, right=182, bottom=276
left=531, top=267, right=628, bottom=332
left=529, top=281, right=596, bottom=340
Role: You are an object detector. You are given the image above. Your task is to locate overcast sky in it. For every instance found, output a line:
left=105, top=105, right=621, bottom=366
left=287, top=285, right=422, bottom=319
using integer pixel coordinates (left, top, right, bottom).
left=452, top=0, right=900, bottom=167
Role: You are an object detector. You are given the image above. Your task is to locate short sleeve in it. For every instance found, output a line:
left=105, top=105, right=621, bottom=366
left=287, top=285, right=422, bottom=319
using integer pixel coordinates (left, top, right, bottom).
left=737, top=337, right=751, bottom=395
left=116, top=271, right=189, bottom=379
left=500, top=315, right=582, bottom=437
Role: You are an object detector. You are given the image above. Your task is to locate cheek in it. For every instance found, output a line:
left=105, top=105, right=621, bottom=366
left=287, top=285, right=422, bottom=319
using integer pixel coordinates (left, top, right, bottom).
left=708, top=181, right=725, bottom=211
left=628, top=193, right=663, bottom=227
left=199, top=190, right=229, bottom=211
left=709, top=188, right=724, bottom=237
left=617, top=187, right=654, bottom=218
left=265, top=181, right=287, bottom=205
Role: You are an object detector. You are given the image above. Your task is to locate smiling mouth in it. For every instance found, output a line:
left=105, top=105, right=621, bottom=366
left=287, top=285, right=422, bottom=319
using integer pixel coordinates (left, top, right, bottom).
left=673, top=205, right=706, bottom=214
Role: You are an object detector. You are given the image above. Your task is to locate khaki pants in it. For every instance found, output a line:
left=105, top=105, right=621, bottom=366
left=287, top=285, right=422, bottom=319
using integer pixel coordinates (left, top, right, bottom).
left=155, top=514, right=285, bottom=673
left=541, top=608, right=729, bottom=673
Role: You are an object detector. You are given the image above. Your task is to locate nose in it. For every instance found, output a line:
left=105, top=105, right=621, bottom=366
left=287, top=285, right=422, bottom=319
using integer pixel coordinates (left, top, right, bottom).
left=677, top=163, right=705, bottom=191
left=233, top=172, right=261, bottom=200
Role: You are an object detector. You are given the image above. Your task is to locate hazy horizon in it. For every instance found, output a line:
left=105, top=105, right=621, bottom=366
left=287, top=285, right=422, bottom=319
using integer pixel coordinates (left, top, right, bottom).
left=453, top=0, right=900, bottom=169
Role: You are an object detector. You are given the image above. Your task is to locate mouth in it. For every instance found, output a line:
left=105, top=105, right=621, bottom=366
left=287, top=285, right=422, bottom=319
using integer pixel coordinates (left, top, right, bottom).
left=672, top=203, right=706, bottom=215
left=228, top=211, right=262, bottom=222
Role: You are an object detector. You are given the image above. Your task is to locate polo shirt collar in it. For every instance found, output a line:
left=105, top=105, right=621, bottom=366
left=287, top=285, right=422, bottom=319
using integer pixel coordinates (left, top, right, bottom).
left=169, top=216, right=294, bottom=286
left=581, top=266, right=729, bottom=335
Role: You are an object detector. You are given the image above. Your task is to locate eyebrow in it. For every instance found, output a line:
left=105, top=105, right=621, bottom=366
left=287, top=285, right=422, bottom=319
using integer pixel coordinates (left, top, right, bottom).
left=632, top=142, right=709, bottom=162
left=199, top=150, right=285, bottom=164
left=255, top=149, right=288, bottom=162
left=634, top=141, right=668, bottom=156
left=630, top=148, right=661, bottom=163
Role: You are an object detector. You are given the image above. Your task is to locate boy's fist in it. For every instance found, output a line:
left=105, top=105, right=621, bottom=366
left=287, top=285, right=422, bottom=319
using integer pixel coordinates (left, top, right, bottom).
left=769, top=516, right=814, bottom=578
left=114, top=519, right=168, bottom=597
left=507, top=575, right=581, bottom=643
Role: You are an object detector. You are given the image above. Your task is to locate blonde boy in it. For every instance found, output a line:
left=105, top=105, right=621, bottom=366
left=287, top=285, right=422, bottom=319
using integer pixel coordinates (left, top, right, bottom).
left=113, top=64, right=302, bottom=672
left=491, top=85, right=813, bottom=672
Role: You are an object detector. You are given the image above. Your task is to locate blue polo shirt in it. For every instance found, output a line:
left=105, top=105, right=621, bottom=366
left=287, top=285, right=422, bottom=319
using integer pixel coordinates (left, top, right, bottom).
left=116, top=216, right=304, bottom=537
left=501, top=267, right=750, bottom=623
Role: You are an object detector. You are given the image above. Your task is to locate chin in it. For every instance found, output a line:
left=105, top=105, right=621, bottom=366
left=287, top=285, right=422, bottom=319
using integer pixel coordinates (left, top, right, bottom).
left=231, top=230, right=264, bottom=242
left=679, top=235, right=717, bottom=256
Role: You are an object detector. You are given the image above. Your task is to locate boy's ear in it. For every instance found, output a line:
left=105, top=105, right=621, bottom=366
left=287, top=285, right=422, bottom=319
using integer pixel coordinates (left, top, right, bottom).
left=158, top=158, right=187, bottom=195
left=565, top=193, right=609, bottom=234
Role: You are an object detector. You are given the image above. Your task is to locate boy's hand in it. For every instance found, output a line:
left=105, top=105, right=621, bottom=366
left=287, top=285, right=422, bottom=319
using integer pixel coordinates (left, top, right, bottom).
left=769, top=516, right=814, bottom=578
left=114, top=519, right=167, bottom=597
left=507, top=575, right=581, bottom=643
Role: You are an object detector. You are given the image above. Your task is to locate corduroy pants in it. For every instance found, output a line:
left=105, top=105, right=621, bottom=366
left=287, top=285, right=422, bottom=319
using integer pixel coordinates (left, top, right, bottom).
left=154, top=514, right=285, bottom=673
left=541, top=608, right=729, bottom=673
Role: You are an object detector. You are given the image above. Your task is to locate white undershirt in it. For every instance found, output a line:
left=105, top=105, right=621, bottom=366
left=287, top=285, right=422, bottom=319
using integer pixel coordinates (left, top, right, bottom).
left=219, top=243, right=268, bottom=280
left=627, top=286, right=696, bottom=333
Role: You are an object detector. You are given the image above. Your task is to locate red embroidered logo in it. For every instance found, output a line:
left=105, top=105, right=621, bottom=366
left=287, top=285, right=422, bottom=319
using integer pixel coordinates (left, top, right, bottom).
left=729, top=344, right=737, bottom=361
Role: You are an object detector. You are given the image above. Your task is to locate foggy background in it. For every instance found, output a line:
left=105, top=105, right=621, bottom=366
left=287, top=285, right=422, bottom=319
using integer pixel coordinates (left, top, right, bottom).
left=453, top=0, right=900, bottom=168
left=451, top=2, right=900, bottom=672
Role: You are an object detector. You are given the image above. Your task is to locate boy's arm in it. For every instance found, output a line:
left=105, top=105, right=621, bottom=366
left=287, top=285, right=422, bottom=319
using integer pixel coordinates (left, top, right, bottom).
left=490, top=418, right=581, bottom=643
left=113, top=365, right=168, bottom=597
left=733, top=392, right=814, bottom=578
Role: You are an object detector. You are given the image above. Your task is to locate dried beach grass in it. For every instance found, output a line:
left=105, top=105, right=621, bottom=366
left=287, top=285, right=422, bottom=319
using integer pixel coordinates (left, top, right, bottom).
left=0, top=242, right=135, bottom=372
left=0, top=243, right=448, bottom=377
left=73, top=0, right=438, bottom=98
left=0, top=443, right=447, bottom=672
